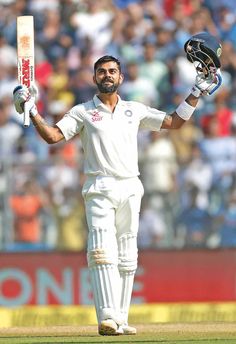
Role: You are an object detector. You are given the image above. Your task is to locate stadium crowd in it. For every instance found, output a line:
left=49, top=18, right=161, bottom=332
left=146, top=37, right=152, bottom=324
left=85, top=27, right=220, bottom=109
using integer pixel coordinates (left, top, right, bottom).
left=0, top=0, right=236, bottom=251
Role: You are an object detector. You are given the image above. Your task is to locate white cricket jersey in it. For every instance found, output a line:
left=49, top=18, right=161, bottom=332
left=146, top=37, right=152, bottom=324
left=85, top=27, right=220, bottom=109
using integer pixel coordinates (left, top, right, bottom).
left=56, top=95, right=166, bottom=178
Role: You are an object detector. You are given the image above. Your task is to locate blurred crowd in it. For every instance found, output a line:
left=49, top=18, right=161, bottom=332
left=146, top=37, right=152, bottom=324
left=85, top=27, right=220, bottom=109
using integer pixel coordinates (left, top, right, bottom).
left=1, top=0, right=236, bottom=251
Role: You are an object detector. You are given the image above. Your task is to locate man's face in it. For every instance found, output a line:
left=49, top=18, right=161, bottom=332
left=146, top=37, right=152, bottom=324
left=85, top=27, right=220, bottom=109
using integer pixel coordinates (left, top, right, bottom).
left=93, top=61, right=123, bottom=94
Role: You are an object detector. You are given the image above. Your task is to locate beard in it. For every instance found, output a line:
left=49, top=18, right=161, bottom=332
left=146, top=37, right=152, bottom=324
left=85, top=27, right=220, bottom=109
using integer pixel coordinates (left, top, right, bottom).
left=96, top=78, right=119, bottom=94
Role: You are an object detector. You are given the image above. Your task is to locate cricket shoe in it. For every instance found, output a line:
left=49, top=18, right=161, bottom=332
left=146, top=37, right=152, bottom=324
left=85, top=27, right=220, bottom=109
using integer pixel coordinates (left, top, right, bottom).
left=116, top=324, right=137, bottom=335
left=98, top=319, right=137, bottom=336
left=98, top=319, right=119, bottom=336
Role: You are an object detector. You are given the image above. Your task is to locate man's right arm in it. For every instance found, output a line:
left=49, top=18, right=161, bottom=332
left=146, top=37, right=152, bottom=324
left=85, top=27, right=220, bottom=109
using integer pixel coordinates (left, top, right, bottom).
left=13, top=85, right=65, bottom=144
left=30, top=113, right=65, bottom=144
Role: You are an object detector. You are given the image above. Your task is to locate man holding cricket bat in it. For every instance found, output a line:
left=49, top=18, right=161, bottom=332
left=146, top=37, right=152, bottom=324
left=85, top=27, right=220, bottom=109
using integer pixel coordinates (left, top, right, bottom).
left=13, top=34, right=222, bottom=336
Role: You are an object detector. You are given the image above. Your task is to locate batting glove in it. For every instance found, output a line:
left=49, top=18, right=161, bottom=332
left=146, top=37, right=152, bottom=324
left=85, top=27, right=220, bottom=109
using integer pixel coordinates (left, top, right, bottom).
left=192, top=68, right=222, bottom=97
left=13, top=84, right=38, bottom=117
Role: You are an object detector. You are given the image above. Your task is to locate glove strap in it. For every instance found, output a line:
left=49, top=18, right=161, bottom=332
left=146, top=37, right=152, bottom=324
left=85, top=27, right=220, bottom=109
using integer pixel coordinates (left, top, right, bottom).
left=208, top=72, right=223, bottom=95
left=191, top=86, right=202, bottom=98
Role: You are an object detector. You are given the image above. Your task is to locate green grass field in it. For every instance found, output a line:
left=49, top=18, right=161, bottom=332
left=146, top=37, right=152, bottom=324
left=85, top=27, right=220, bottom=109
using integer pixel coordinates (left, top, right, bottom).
left=0, top=323, right=236, bottom=344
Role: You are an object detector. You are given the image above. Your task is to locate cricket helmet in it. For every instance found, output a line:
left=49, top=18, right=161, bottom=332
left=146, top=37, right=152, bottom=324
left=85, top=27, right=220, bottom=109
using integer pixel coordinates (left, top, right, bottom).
left=184, top=32, right=222, bottom=74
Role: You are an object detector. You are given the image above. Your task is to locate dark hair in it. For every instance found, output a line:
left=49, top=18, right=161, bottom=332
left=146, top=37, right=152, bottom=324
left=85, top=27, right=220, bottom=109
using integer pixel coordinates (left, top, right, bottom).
left=94, top=55, right=121, bottom=72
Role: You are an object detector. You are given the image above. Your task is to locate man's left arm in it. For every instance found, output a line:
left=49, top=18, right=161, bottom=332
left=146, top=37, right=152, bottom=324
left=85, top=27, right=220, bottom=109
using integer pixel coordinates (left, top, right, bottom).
left=161, top=68, right=222, bottom=130
left=161, top=93, right=199, bottom=129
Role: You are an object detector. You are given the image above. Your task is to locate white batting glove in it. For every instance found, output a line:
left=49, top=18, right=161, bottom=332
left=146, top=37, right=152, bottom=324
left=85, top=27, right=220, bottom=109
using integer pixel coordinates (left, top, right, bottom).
left=29, top=83, right=39, bottom=100
left=191, top=68, right=222, bottom=97
left=13, top=84, right=38, bottom=117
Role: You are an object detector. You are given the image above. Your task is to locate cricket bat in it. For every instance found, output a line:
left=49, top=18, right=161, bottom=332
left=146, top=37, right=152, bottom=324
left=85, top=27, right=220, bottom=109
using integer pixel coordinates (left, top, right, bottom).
left=17, top=16, right=35, bottom=127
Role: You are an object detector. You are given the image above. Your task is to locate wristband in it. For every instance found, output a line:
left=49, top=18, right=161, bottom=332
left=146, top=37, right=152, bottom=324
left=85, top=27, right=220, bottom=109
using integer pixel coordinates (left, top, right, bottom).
left=175, top=100, right=196, bottom=121
left=191, top=86, right=202, bottom=98
left=29, top=104, right=38, bottom=117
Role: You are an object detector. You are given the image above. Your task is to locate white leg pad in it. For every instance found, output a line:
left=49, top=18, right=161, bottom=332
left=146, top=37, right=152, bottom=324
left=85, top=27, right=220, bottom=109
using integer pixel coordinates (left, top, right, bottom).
left=120, top=270, right=135, bottom=324
left=87, top=227, right=123, bottom=325
left=118, top=233, right=138, bottom=324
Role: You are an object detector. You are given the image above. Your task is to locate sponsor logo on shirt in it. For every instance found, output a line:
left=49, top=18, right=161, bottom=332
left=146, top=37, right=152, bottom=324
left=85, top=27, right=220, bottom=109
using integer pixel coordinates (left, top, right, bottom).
left=91, top=110, right=103, bottom=122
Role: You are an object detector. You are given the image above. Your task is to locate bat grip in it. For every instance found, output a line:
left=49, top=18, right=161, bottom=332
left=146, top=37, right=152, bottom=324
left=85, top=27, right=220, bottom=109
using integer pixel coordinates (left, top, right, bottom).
left=23, top=101, right=31, bottom=127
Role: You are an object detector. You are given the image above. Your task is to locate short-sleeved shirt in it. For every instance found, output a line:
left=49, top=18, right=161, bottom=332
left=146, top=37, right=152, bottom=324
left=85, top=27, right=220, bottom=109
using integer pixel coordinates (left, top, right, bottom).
left=56, top=95, right=166, bottom=178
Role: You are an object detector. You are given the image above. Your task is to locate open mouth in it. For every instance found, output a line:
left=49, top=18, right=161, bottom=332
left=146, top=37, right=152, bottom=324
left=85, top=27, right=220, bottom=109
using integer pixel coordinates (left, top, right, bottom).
left=103, top=79, right=113, bottom=84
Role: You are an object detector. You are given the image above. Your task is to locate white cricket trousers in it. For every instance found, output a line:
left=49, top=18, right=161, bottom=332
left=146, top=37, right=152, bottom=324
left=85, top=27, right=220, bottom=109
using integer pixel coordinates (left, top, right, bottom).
left=82, top=175, right=144, bottom=325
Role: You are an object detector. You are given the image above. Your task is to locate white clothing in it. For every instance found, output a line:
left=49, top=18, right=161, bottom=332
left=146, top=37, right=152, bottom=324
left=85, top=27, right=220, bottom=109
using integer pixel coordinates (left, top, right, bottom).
left=141, top=136, right=178, bottom=193
left=56, top=94, right=165, bottom=327
left=120, top=77, right=159, bottom=106
left=138, top=208, right=166, bottom=249
left=83, top=175, right=144, bottom=234
left=72, top=10, right=113, bottom=54
left=0, top=122, right=23, bottom=158
left=0, top=45, right=16, bottom=68
left=183, top=158, right=213, bottom=209
left=200, top=137, right=236, bottom=177
left=83, top=175, right=144, bottom=324
left=56, top=95, right=166, bottom=178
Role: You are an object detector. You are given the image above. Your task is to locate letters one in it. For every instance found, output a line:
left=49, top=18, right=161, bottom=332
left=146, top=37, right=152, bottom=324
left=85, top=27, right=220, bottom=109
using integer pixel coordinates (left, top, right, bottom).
left=0, top=267, right=144, bottom=306
left=0, top=267, right=93, bottom=306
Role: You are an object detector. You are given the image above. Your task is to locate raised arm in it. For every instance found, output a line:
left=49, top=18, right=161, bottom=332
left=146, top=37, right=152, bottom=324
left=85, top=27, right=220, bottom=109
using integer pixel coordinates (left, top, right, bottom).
left=13, top=85, right=65, bottom=144
left=161, top=93, right=199, bottom=129
left=162, top=31, right=223, bottom=130
left=30, top=113, right=65, bottom=144
left=161, top=68, right=222, bottom=130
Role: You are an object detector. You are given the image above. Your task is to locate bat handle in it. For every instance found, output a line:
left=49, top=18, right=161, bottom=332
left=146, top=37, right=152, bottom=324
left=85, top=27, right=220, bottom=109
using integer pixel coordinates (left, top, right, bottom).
left=23, top=100, right=31, bottom=127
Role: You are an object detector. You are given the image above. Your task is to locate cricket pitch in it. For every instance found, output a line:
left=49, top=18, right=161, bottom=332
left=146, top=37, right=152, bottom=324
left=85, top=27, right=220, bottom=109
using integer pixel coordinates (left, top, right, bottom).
left=0, top=323, right=236, bottom=344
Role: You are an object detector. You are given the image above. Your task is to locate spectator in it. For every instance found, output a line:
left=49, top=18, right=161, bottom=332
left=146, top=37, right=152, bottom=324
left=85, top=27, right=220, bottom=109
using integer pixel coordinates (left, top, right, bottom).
left=55, top=187, right=87, bottom=251
left=36, top=8, right=73, bottom=63
left=168, top=91, right=203, bottom=164
left=154, top=26, right=179, bottom=63
left=0, top=99, right=23, bottom=160
left=199, top=115, right=236, bottom=203
left=138, top=196, right=168, bottom=249
left=10, top=179, right=50, bottom=245
left=139, top=41, right=170, bottom=105
left=179, top=141, right=213, bottom=210
left=139, top=130, right=179, bottom=238
left=118, top=19, right=144, bottom=63
left=140, top=130, right=178, bottom=199
left=0, top=32, right=16, bottom=72
left=120, top=60, right=158, bottom=106
left=176, top=186, right=212, bottom=248
left=219, top=190, right=236, bottom=247
left=70, top=66, right=96, bottom=104
left=200, top=86, right=233, bottom=137
left=70, top=0, right=114, bottom=59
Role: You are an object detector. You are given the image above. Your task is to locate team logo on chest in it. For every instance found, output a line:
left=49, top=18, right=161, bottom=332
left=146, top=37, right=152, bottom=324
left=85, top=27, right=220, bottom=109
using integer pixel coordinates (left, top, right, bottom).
left=91, top=110, right=103, bottom=122
left=124, top=109, right=133, bottom=124
left=124, top=110, right=133, bottom=117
